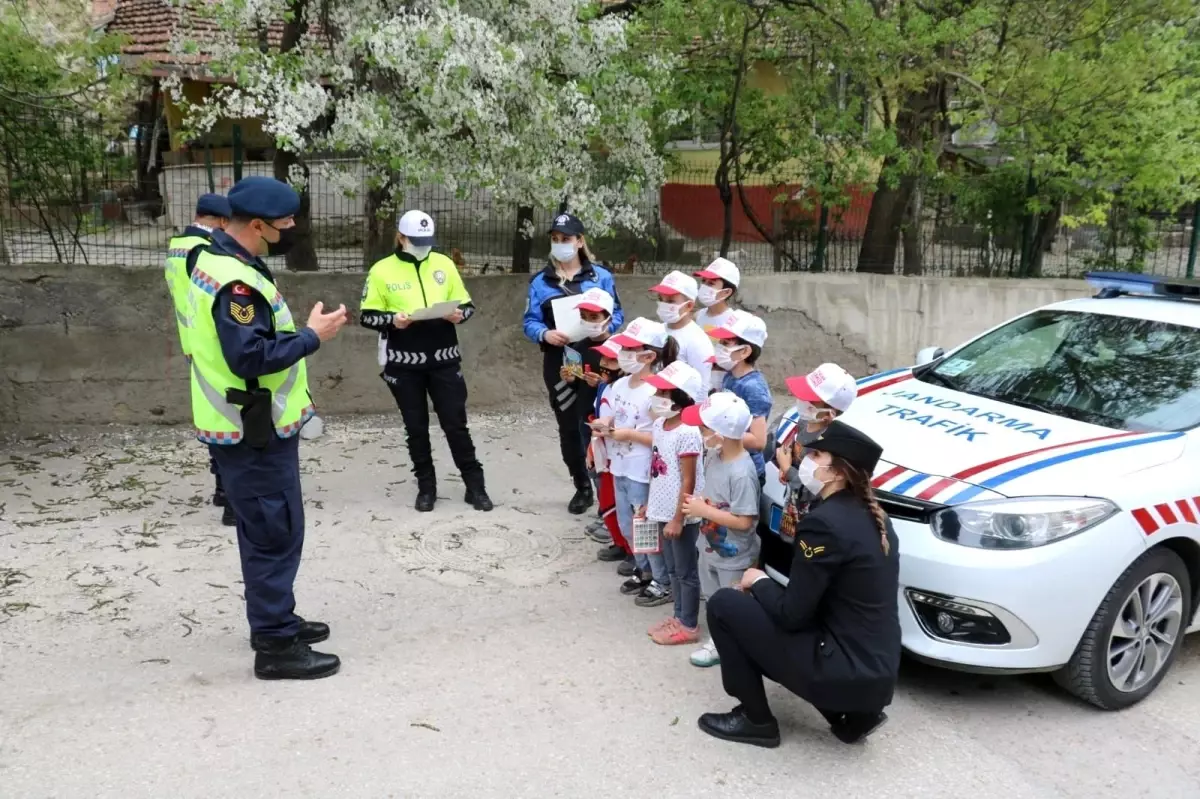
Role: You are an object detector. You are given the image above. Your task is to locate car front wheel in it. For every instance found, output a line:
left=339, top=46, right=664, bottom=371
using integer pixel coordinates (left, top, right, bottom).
left=1054, top=547, right=1191, bottom=710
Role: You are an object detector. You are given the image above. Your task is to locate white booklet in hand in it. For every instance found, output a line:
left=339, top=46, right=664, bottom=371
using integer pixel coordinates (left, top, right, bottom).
left=408, top=300, right=462, bottom=321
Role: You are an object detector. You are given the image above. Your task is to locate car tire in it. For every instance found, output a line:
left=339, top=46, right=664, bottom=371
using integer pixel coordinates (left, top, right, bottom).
left=1054, top=547, right=1191, bottom=710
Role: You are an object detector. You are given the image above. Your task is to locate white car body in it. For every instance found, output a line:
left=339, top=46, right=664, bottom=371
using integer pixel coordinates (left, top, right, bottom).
left=760, top=291, right=1200, bottom=674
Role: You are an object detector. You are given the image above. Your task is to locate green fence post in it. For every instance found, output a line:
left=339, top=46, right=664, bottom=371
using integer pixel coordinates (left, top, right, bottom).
left=1187, top=202, right=1200, bottom=279
left=232, top=125, right=243, bottom=183
left=204, top=143, right=215, bottom=193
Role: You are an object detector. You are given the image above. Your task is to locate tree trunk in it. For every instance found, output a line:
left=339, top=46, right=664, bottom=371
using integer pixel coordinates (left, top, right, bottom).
left=901, top=182, right=924, bottom=275
left=511, top=204, right=534, bottom=273
left=857, top=164, right=914, bottom=274
left=363, top=183, right=394, bottom=269
left=1028, top=203, right=1062, bottom=278
left=273, top=150, right=318, bottom=271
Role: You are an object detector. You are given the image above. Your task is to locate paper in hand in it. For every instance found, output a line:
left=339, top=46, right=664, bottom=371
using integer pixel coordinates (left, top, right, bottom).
left=408, top=300, right=462, bottom=321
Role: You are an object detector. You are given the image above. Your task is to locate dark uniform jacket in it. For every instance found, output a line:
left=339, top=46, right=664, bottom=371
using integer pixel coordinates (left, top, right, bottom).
left=749, top=489, right=902, bottom=712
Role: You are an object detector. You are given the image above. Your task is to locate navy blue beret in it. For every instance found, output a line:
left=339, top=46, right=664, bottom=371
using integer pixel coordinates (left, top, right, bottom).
left=195, top=193, right=231, bottom=218
left=227, top=176, right=300, bottom=220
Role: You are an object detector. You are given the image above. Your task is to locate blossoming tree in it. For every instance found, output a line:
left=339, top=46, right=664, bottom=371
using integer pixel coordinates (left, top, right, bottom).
left=171, top=0, right=671, bottom=270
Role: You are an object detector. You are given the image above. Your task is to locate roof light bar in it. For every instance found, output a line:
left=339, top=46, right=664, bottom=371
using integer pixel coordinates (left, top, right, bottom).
left=1084, top=271, right=1200, bottom=300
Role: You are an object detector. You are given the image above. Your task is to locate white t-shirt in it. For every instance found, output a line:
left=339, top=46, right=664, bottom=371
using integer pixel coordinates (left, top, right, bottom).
left=695, top=306, right=738, bottom=392
left=646, top=417, right=706, bottom=523
left=668, top=320, right=715, bottom=393
left=606, top=376, right=656, bottom=482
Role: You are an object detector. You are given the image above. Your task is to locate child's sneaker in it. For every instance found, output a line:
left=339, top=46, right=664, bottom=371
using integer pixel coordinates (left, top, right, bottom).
left=621, top=571, right=651, bottom=595
left=585, top=518, right=611, bottom=543
left=634, top=581, right=671, bottom=607
left=652, top=620, right=698, bottom=646
left=690, top=638, right=720, bottom=667
left=648, top=617, right=676, bottom=637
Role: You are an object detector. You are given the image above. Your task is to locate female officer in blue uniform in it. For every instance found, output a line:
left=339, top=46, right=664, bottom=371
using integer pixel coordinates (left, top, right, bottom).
left=188, top=176, right=348, bottom=681
left=522, top=213, right=623, bottom=514
left=697, top=421, right=900, bottom=747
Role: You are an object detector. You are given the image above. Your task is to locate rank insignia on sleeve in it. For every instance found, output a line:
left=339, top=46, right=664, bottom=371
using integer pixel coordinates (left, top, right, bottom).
left=798, top=539, right=826, bottom=559
left=230, top=302, right=255, bottom=325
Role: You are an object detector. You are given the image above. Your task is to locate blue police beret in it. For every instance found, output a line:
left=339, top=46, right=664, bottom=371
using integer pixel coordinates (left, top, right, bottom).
left=227, top=176, right=300, bottom=220
left=195, top=193, right=231, bottom=218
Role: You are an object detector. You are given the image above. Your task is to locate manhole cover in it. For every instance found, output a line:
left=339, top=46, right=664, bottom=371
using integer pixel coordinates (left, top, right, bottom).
left=390, top=516, right=589, bottom=588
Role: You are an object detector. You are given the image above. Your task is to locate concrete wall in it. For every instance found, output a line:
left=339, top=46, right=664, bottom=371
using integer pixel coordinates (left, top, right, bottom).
left=0, top=266, right=1090, bottom=433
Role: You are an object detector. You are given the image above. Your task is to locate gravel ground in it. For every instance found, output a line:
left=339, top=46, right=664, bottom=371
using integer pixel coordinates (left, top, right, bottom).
left=2, top=411, right=1200, bottom=798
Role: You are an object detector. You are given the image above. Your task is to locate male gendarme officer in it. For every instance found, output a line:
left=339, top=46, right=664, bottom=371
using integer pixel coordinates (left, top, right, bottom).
left=185, top=175, right=348, bottom=680
left=164, top=193, right=234, bottom=526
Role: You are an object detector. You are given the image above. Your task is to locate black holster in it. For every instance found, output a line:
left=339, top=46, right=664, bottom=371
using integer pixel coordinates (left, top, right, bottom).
left=226, top=387, right=274, bottom=450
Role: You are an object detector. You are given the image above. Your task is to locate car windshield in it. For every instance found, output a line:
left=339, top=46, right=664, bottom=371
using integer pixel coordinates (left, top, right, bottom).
left=917, top=309, right=1200, bottom=432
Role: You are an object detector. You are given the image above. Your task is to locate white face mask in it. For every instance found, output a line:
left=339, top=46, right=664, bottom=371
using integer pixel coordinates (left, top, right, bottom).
left=697, top=285, right=725, bottom=308
left=582, top=320, right=607, bottom=338
left=404, top=244, right=432, bottom=261
left=617, top=351, right=645, bottom=375
left=702, top=430, right=722, bottom=450
left=551, top=242, right=579, bottom=263
left=797, top=455, right=827, bottom=496
left=714, top=343, right=745, bottom=372
left=795, top=400, right=834, bottom=424
left=649, top=396, right=678, bottom=419
left=656, top=301, right=687, bottom=324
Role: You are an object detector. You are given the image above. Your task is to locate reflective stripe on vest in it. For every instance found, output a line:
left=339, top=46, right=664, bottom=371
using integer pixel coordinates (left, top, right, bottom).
left=187, top=250, right=312, bottom=444
left=164, top=235, right=209, bottom=355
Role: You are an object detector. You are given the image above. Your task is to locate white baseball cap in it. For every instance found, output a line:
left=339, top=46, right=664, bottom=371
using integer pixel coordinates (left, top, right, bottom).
left=397, top=210, right=436, bottom=245
left=592, top=340, right=622, bottom=359
left=709, top=309, right=767, bottom=348
left=786, top=363, right=858, bottom=412
left=610, top=317, right=669, bottom=349
left=644, top=360, right=704, bottom=402
left=576, top=287, right=614, bottom=316
left=694, top=257, right=741, bottom=287
left=649, top=270, right=698, bottom=301
left=682, top=391, right=752, bottom=439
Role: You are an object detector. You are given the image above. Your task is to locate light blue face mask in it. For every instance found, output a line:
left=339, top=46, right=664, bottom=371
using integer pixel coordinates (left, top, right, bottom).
left=404, top=243, right=432, bottom=261
left=551, top=241, right=579, bottom=263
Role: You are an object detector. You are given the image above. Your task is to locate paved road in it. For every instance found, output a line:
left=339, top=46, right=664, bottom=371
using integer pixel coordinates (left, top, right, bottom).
left=2, top=414, right=1199, bottom=798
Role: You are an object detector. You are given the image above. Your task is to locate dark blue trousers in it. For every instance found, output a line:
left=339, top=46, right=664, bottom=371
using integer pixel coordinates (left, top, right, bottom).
left=209, top=436, right=304, bottom=639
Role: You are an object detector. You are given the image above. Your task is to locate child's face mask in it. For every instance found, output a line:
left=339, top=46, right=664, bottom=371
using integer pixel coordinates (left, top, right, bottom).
left=618, top=350, right=646, bottom=375
left=714, top=343, right=747, bottom=371
left=649, top=396, right=678, bottom=419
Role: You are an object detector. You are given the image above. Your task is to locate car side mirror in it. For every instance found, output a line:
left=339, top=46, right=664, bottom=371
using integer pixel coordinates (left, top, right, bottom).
left=915, top=346, right=945, bottom=366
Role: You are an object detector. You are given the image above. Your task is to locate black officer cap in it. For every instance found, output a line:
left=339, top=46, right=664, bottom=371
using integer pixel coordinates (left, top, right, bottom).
left=548, top=213, right=586, bottom=237
left=806, top=420, right=884, bottom=475
left=195, top=193, right=231, bottom=219
left=227, top=176, right=300, bottom=221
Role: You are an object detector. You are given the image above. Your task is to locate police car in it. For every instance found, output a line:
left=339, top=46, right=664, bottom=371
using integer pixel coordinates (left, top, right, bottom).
left=760, top=272, right=1200, bottom=709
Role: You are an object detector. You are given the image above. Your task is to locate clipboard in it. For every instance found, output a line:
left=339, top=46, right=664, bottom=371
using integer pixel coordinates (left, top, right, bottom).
left=408, top=300, right=461, bottom=322
left=550, top=294, right=588, bottom=341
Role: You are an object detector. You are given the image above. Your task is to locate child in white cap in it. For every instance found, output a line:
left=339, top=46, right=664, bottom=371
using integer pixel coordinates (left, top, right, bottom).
left=680, top=392, right=761, bottom=667
left=694, top=257, right=741, bottom=394
left=649, top=270, right=714, bottom=390
left=775, top=363, right=859, bottom=484
left=708, top=310, right=772, bottom=483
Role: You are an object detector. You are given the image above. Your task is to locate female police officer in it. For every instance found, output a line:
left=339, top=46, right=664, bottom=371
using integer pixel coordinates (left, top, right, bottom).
left=360, top=210, right=491, bottom=513
left=522, top=213, right=623, bottom=514
left=694, top=420, right=900, bottom=748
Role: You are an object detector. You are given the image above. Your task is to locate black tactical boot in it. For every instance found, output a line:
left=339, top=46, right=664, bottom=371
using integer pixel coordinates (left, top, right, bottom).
left=252, top=636, right=340, bottom=681
left=221, top=504, right=236, bottom=527
left=568, top=486, right=594, bottom=515
left=415, top=491, right=436, bottom=512
left=213, top=488, right=227, bottom=507
left=464, top=487, right=494, bottom=512
left=247, top=620, right=330, bottom=650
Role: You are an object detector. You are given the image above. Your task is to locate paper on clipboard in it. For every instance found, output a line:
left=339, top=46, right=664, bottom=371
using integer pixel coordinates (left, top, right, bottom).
left=408, top=300, right=462, bottom=321
left=550, top=294, right=588, bottom=341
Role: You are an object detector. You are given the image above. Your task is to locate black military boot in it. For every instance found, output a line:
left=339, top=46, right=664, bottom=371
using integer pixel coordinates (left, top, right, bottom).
left=568, top=486, right=594, bottom=515
left=252, top=635, right=340, bottom=681
left=213, top=488, right=227, bottom=507
left=415, top=489, right=437, bottom=512
left=221, top=504, right=236, bottom=527
left=247, top=620, right=329, bottom=650
left=464, top=487, right=494, bottom=512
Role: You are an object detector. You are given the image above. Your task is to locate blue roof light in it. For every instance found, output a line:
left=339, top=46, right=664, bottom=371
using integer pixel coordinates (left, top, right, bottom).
left=1084, top=271, right=1200, bottom=300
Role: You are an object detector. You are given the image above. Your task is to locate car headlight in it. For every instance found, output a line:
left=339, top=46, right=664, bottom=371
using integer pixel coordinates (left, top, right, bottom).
left=930, top=497, right=1118, bottom=549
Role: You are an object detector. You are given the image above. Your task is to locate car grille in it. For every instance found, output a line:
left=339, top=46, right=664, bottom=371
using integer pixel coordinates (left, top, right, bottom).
left=876, top=490, right=944, bottom=524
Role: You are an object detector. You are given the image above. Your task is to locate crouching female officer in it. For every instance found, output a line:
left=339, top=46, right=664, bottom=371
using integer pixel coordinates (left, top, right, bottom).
left=697, top=420, right=900, bottom=748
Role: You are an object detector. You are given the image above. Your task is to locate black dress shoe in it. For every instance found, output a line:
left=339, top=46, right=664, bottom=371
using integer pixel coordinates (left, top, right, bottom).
left=415, top=492, right=436, bottom=512
left=465, top=489, right=494, bottom=512
left=831, top=711, right=888, bottom=744
left=597, top=544, right=625, bottom=562
left=568, top=487, right=594, bottom=515
left=697, top=707, right=781, bottom=748
left=221, top=504, right=236, bottom=527
left=253, top=638, right=340, bottom=681
left=298, top=620, right=330, bottom=644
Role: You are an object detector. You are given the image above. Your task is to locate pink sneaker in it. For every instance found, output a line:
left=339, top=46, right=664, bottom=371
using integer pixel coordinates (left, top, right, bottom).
left=652, top=621, right=699, bottom=646
left=648, top=617, right=677, bottom=637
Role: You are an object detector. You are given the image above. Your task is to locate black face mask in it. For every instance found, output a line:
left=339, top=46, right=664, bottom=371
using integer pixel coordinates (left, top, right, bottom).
left=600, top=367, right=620, bottom=383
left=266, top=224, right=298, bottom=257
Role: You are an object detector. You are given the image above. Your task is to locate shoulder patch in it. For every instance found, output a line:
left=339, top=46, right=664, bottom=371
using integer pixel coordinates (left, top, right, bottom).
left=798, top=539, right=827, bottom=559
left=230, top=302, right=255, bottom=325
left=231, top=283, right=252, bottom=297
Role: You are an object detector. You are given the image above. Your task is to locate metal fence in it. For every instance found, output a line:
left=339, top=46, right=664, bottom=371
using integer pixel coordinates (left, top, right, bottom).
left=3, top=112, right=1198, bottom=279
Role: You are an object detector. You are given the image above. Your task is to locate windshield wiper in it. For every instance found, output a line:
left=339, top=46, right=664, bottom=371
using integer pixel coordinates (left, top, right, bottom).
left=1001, top=396, right=1063, bottom=417
left=917, top=370, right=959, bottom=390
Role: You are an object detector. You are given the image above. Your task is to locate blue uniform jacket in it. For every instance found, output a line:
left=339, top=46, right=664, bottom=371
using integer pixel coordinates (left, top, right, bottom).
left=188, top=230, right=320, bottom=380
left=522, top=259, right=624, bottom=349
